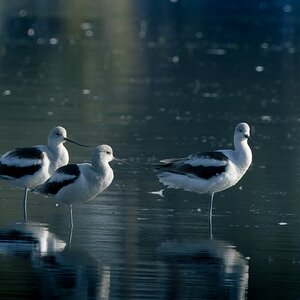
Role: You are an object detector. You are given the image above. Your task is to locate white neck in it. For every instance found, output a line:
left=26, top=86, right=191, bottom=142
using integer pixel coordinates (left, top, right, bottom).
left=91, top=159, right=114, bottom=193
left=92, top=156, right=111, bottom=174
left=48, top=144, right=69, bottom=173
left=234, top=138, right=252, bottom=172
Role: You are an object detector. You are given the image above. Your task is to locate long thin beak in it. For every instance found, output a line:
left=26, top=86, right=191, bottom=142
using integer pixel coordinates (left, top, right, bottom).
left=245, top=134, right=255, bottom=144
left=114, top=157, right=147, bottom=170
left=64, top=137, right=91, bottom=147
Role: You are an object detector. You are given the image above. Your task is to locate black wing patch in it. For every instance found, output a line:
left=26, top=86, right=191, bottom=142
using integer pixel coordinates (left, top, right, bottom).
left=7, top=147, right=44, bottom=160
left=39, top=164, right=80, bottom=195
left=56, top=164, right=80, bottom=176
left=176, top=164, right=226, bottom=180
left=0, top=147, right=44, bottom=178
left=191, top=151, right=228, bottom=161
left=0, top=163, right=41, bottom=178
left=0, top=147, right=44, bottom=179
left=155, top=151, right=228, bottom=180
left=156, top=163, right=226, bottom=180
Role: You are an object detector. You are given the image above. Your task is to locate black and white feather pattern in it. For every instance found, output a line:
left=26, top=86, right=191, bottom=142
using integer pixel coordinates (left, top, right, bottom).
left=34, top=164, right=80, bottom=195
left=0, top=147, right=44, bottom=180
left=154, top=122, right=252, bottom=216
left=155, top=123, right=253, bottom=196
left=156, top=151, right=229, bottom=180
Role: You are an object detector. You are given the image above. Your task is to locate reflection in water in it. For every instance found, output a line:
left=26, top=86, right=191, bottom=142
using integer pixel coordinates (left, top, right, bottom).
left=158, top=219, right=249, bottom=300
left=0, top=0, right=299, bottom=299
left=158, top=240, right=249, bottom=300
left=0, top=222, right=110, bottom=300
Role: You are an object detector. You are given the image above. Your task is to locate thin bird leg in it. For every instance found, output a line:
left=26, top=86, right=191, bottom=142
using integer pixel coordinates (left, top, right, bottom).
left=208, top=212, right=213, bottom=240
left=207, top=193, right=215, bottom=239
left=67, top=224, right=73, bottom=248
left=208, top=192, right=214, bottom=217
left=23, top=188, right=29, bottom=223
left=69, top=204, right=74, bottom=228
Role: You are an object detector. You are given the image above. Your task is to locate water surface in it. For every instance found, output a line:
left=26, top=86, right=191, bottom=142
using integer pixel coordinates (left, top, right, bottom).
left=0, top=1, right=300, bottom=299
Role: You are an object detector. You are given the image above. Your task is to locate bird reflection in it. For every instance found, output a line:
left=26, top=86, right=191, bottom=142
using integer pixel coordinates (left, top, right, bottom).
left=158, top=220, right=249, bottom=300
left=0, top=222, right=110, bottom=300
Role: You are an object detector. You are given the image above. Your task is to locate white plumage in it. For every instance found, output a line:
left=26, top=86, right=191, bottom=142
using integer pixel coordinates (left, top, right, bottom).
left=0, top=126, right=88, bottom=221
left=155, top=123, right=253, bottom=216
left=33, top=144, right=117, bottom=227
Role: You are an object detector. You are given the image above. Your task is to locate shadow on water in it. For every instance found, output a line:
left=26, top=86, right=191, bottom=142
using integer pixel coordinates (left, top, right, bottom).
left=0, top=222, right=110, bottom=300
left=157, top=217, right=249, bottom=300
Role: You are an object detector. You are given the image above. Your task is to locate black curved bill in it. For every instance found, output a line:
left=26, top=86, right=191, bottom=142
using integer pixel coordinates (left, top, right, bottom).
left=64, top=138, right=91, bottom=147
left=245, top=134, right=255, bottom=144
left=114, top=157, right=147, bottom=170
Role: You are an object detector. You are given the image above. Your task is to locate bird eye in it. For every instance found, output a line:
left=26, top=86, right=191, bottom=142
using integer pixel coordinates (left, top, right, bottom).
left=106, top=151, right=111, bottom=155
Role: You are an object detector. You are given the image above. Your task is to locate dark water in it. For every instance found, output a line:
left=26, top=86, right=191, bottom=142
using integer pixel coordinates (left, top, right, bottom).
left=0, top=1, right=300, bottom=299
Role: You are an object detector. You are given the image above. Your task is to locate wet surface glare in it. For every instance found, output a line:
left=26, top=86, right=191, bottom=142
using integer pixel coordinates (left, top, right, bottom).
left=1, top=1, right=300, bottom=299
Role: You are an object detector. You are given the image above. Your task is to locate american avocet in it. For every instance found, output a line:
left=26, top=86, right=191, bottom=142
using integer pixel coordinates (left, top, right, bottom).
left=155, top=123, right=252, bottom=217
left=33, top=144, right=128, bottom=227
left=0, top=126, right=89, bottom=221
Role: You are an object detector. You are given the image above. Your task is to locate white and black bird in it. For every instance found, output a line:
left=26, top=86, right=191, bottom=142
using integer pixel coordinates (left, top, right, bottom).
left=33, top=144, right=128, bottom=227
left=155, top=123, right=253, bottom=217
left=0, top=126, right=89, bottom=221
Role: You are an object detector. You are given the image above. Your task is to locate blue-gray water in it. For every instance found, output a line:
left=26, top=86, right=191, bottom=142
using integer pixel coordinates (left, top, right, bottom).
left=0, top=1, right=300, bottom=299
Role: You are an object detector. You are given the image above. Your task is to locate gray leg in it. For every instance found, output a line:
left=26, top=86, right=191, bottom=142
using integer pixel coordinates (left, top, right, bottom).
left=67, top=224, right=73, bottom=248
left=208, top=193, right=214, bottom=239
left=23, top=188, right=29, bottom=223
left=208, top=213, right=213, bottom=240
left=69, top=204, right=74, bottom=228
left=208, top=192, right=214, bottom=217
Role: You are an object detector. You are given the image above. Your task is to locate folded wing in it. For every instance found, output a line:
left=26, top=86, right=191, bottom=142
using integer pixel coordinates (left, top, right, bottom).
left=156, top=151, right=229, bottom=180
left=33, top=164, right=80, bottom=195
